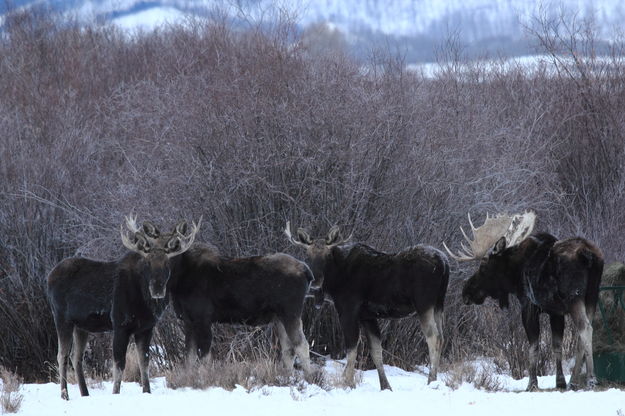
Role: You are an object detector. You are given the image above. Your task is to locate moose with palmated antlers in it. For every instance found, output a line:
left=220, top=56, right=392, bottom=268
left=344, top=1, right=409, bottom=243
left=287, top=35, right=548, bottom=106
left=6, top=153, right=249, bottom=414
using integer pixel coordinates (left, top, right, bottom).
left=444, top=211, right=603, bottom=390
left=286, top=222, right=449, bottom=390
left=47, top=215, right=200, bottom=400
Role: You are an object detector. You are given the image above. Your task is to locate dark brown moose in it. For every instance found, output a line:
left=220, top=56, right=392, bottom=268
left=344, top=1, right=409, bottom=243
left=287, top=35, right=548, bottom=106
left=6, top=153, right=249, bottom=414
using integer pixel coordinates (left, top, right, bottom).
left=47, top=215, right=200, bottom=400
left=286, top=222, right=449, bottom=390
left=444, top=211, right=603, bottom=390
left=168, top=243, right=313, bottom=375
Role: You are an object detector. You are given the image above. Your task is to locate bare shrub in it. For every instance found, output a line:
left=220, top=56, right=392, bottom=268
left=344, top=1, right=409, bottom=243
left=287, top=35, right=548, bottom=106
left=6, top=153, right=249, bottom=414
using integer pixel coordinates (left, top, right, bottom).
left=443, top=361, right=503, bottom=391
left=122, top=342, right=141, bottom=383
left=324, top=365, right=364, bottom=390
left=165, top=359, right=328, bottom=392
left=0, top=6, right=623, bottom=384
left=0, top=368, right=23, bottom=414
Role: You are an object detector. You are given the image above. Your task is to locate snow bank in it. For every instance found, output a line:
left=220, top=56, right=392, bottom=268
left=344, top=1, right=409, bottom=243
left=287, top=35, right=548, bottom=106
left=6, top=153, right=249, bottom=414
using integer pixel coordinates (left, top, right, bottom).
left=13, top=362, right=625, bottom=416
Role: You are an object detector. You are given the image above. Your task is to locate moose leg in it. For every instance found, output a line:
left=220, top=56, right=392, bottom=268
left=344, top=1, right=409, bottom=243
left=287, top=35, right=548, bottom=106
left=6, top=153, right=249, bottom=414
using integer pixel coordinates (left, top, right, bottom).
left=112, top=329, right=131, bottom=394
left=362, top=319, right=391, bottom=391
left=570, top=300, right=596, bottom=389
left=521, top=305, right=540, bottom=391
left=434, top=308, right=444, bottom=350
left=134, top=329, right=153, bottom=394
left=56, top=324, right=73, bottom=400
left=584, top=304, right=597, bottom=387
left=183, top=321, right=199, bottom=364
left=274, top=319, right=295, bottom=370
left=338, top=309, right=360, bottom=387
left=71, top=328, right=90, bottom=397
left=549, top=314, right=566, bottom=389
left=570, top=335, right=585, bottom=389
left=419, top=307, right=443, bottom=384
left=195, top=324, right=213, bottom=362
left=286, top=318, right=312, bottom=375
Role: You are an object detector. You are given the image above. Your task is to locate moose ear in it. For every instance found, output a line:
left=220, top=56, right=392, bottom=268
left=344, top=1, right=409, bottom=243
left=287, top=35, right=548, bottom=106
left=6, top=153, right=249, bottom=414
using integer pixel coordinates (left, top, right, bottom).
left=135, top=233, right=151, bottom=253
left=174, top=221, right=188, bottom=236
left=143, top=222, right=159, bottom=238
left=326, top=226, right=341, bottom=245
left=166, top=236, right=181, bottom=252
left=297, top=228, right=312, bottom=245
left=493, top=236, right=507, bottom=255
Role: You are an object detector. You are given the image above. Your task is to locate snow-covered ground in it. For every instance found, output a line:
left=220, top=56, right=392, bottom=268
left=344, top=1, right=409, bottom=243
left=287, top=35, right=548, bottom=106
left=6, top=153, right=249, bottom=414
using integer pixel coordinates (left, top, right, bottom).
left=10, top=361, right=625, bottom=416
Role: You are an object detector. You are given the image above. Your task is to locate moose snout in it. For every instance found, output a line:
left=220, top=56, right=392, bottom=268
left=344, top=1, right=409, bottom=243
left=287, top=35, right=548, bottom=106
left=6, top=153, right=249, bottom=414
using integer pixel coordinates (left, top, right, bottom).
left=149, top=282, right=167, bottom=299
left=462, top=281, right=484, bottom=305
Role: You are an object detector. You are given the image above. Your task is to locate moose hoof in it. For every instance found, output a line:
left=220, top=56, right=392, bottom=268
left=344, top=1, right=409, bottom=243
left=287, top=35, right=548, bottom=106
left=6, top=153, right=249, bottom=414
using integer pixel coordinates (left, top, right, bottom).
left=379, top=379, right=392, bottom=391
left=525, top=382, right=538, bottom=392
left=61, top=389, right=69, bottom=401
left=556, top=379, right=567, bottom=390
left=586, top=377, right=598, bottom=389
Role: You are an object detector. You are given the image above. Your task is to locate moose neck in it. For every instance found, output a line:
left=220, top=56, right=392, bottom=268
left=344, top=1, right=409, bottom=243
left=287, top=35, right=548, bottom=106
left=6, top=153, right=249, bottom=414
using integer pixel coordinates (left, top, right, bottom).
left=321, top=245, right=349, bottom=294
left=506, top=235, right=557, bottom=302
left=478, top=245, right=528, bottom=309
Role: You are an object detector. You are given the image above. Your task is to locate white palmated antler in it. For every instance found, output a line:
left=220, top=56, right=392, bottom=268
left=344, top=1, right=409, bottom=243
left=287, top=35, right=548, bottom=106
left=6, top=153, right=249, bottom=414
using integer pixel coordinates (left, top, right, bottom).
left=443, top=212, right=517, bottom=261
left=504, top=211, right=536, bottom=247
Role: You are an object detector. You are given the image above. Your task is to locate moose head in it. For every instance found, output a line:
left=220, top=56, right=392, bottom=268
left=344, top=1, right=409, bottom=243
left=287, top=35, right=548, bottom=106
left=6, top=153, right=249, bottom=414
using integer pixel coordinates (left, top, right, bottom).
left=443, top=211, right=536, bottom=308
left=120, top=214, right=201, bottom=298
left=285, top=222, right=351, bottom=307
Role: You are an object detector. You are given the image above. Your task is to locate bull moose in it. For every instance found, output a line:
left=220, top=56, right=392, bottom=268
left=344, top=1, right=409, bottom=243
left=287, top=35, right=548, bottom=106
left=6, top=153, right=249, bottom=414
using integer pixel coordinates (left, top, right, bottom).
left=444, top=211, right=603, bottom=390
left=47, top=215, right=200, bottom=399
left=168, top=243, right=314, bottom=375
left=285, top=222, right=449, bottom=390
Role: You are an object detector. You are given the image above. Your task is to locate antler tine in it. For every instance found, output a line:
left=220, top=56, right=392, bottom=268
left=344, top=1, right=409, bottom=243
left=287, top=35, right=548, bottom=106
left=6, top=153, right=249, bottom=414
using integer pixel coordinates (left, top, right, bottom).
left=460, top=226, right=472, bottom=246
left=125, top=213, right=140, bottom=233
left=445, top=211, right=522, bottom=262
left=442, top=241, right=475, bottom=262
left=343, top=232, right=353, bottom=244
left=460, top=241, right=473, bottom=257
left=120, top=223, right=146, bottom=255
left=120, top=224, right=135, bottom=250
left=284, top=221, right=309, bottom=248
left=468, top=213, right=476, bottom=231
left=328, top=230, right=353, bottom=247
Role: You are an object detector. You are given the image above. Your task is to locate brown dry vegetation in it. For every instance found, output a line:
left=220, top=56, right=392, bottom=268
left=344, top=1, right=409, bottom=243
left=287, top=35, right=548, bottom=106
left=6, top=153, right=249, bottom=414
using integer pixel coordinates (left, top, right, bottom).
left=165, top=358, right=329, bottom=392
left=0, top=9, right=624, bottom=384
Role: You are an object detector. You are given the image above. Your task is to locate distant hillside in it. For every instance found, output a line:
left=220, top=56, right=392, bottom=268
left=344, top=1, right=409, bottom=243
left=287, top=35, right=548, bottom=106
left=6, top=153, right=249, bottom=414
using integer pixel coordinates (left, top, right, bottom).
left=2, top=0, right=623, bottom=62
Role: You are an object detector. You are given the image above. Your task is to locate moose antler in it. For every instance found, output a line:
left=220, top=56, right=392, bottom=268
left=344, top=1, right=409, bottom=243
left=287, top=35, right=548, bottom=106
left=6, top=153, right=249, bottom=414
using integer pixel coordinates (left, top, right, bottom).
left=121, top=213, right=148, bottom=255
left=284, top=221, right=310, bottom=248
left=166, top=216, right=202, bottom=257
left=326, top=226, right=353, bottom=247
left=125, top=213, right=140, bottom=234
left=285, top=221, right=353, bottom=248
left=504, top=211, right=536, bottom=247
left=443, top=211, right=536, bottom=262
